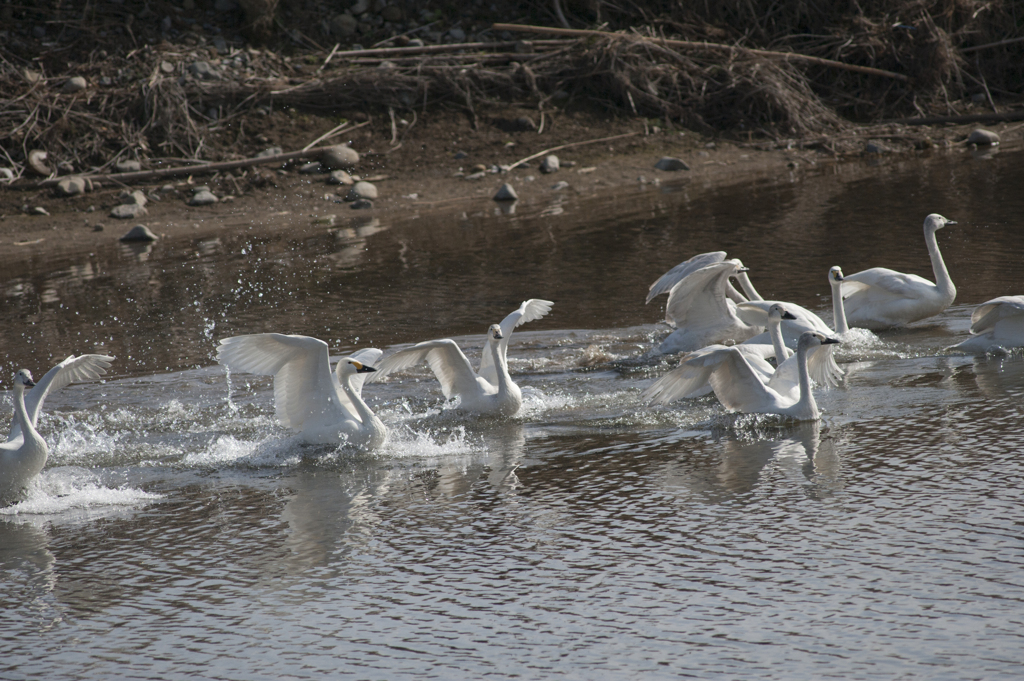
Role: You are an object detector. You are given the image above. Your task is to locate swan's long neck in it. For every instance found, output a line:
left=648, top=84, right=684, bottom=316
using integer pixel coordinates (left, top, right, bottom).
left=831, top=282, right=849, bottom=335
left=925, top=226, right=956, bottom=302
left=340, top=374, right=382, bottom=432
left=795, top=344, right=818, bottom=418
left=12, top=383, right=45, bottom=452
left=736, top=272, right=763, bottom=302
left=767, top=318, right=791, bottom=362
left=491, top=339, right=513, bottom=396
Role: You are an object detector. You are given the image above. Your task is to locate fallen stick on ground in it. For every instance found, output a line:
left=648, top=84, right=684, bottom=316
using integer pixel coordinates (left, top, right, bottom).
left=506, top=131, right=640, bottom=169
left=492, top=23, right=910, bottom=82
left=31, top=143, right=358, bottom=189
left=302, top=119, right=369, bottom=151
left=887, top=110, right=1024, bottom=125
left=327, top=39, right=570, bottom=61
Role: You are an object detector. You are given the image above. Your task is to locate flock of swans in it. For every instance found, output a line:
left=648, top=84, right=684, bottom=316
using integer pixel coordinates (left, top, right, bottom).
left=2, top=213, right=1023, bottom=505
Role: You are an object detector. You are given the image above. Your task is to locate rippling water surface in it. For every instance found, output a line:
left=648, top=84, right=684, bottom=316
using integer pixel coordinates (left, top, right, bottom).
left=2, top=146, right=1024, bottom=679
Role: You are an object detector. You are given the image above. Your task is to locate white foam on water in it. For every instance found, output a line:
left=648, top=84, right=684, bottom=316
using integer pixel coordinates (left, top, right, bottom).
left=181, top=433, right=301, bottom=468
left=0, top=467, right=161, bottom=517
left=383, top=424, right=483, bottom=459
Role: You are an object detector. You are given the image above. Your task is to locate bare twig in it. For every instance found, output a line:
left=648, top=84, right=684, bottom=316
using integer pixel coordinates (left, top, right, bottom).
left=507, top=131, right=639, bottom=169
left=29, top=144, right=348, bottom=188
left=492, top=23, right=911, bottom=81
left=302, top=119, right=368, bottom=151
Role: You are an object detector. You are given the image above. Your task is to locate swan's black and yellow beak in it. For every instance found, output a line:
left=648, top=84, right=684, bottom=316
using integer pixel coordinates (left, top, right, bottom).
left=822, top=337, right=841, bottom=345
left=25, top=378, right=36, bottom=387
left=352, top=361, right=377, bottom=373
left=782, top=311, right=798, bottom=320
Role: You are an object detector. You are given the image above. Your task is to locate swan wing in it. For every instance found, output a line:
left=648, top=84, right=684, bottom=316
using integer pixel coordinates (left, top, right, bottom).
left=842, top=268, right=934, bottom=299
left=9, top=354, right=114, bottom=440
left=705, top=347, right=788, bottom=412
left=970, top=296, right=1024, bottom=333
left=642, top=345, right=724, bottom=404
left=373, top=339, right=480, bottom=399
left=663, top=261, right=737, bottom=329
left=769, top=344, right=842, bottom=394
left=217, top=333, right=346, bottom=429
left=646, top=252, right=727, bottom=303
left=479, top=299, right=554, bottom=383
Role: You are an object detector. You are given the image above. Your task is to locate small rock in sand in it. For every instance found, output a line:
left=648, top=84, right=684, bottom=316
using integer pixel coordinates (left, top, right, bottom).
left=327, top=170, right=355, bottom=185
left=967, top=129, right=1000, bottom=146
left=55, top=177, right=88, bottom=197
left=110, top=204, right=148, bottom=219
left=188, top=188, right=219, bottom=206
left=320, top=144, right=359, bottom=170
left=540, top=155, right=560, bottom=174
left=120, top=225, right=158, bottom=242
left=345, top=181, right=377, bottom=201
left=61, top=76, right=87, bottom=94
left=115, top=159, right=142, bottom=173
left=654, top=157, right=690, bottom=171
left=350, top=199, right=373, bottom=210
left=493, top=183, right=518, bottom=201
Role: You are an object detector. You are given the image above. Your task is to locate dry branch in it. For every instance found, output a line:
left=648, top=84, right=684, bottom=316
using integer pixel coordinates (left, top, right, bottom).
left=30, top=145, right=345, bottom=188
left=492, top=23, right=911, bottom=81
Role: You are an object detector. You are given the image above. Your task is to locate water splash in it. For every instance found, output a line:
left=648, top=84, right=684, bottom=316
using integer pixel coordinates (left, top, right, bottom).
left=0, top=467, right=161, bottom=517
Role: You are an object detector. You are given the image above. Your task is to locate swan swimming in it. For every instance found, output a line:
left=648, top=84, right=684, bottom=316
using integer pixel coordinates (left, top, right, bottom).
left=368, top=299, right=553, bottom=416
left=840, top=214, right=957, bottom=329
left=2, top=355, right=115, bottom=505
left=0, top=371, right=46, bottom=505
left=644, top=332, right=840, bottom=421
left=653, top=253, right=833, bottom=349
left=652, top=260, right=761, bottom=354
left=951, top=295, right=1024, bottom=354
left=217, top=334, right=386, bottom=448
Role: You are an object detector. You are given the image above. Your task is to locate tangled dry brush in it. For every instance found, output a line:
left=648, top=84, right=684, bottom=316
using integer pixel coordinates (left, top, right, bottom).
left=1, top=0, right=1022, bottom=176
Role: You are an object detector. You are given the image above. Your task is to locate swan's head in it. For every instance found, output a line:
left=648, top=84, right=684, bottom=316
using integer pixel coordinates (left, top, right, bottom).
left=829, top=266, right=844, bottom=285
left=336, top=358, right=377, bottom=376
left=488, top=324, right=503, bottom=340
left=798, top=332, right=841, bottom=351
left=924, top=214, right=956, bottom=231
left=13, top=369, right=36, bottom=388
left=768, top=303, right=798, bottom=321
left=728, top=258, right=749, bottom=273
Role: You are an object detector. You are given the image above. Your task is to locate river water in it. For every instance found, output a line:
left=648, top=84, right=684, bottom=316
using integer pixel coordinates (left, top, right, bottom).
left=2, top=144, right=1023, bottom=679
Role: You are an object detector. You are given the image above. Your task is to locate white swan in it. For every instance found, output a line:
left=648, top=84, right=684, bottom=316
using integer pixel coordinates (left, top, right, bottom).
left=653, top=260, right=761, bottom=354
left=217, top=334, right=386, bottom=448
left=951, top=296, right=1024, bottom=354
left=840, top=214, right=957, bottom=329
left=2, top=355, right=115, bottom=504
left=647, top=252, right=748, bottom=306
left=645, top=332, right=840, bottom=421
left=369, top=299, right=553, bottom=416
left=0, top=370, right=46, bottom=504
left=650, top=305, right=841, bottom=401
left=828, top=266, right=851, bottom=334
left=7, top=354, right=115, bottom=442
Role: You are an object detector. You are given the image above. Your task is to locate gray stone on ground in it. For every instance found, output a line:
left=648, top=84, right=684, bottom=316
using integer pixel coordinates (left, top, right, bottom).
left=449, top=27, right=466, bottom=42
left=330, top=14, right=357, bottom=36
left=327, top=170, right=355, bottom=185
left=299, top=161, right=322, bottom=174
left=493, top=183, right=518, bottom=201
left=864, top=141, right=886, bottom=154
left=115, top=159, right=142, bottom=173
left=655, top=157, right=690, bottom=171
left=350, top=199, right=373, bottom=210
left=550, top=181, right=570, bottom=191
left=465, top=171, right=486, bottom=181
left=0, top=168, right=14, bottom=181
left=968, top=129, right=1000, bottom=146
left=110, top=204, right=148, bottom=219
left=119, top=190, right=148, bottom=206
left=120, top=225, right=158, bottom=242
left=345, top=181, right=378, bottom=201
left=540, top=155, right=560, bottom=174
left=61, top=76, right=87, bottom=94
left=29, top=206, right=50, bottom=216
left=515, top=116, right=536, bottom=131
left=188, top=61, right=217, bottom=79
left=189, top=189, right=219, bottom=206
left=55, top=177, right=87, bottom=197
left=350, top=0, right=369, bottom=15
left=320, top=144, right=359, bottom=170
left=256, top=146, right=283, bottom=158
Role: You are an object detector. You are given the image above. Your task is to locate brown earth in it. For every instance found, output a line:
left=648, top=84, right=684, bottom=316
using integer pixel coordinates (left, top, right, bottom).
left=1, top=105, right=1014, bottom=260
